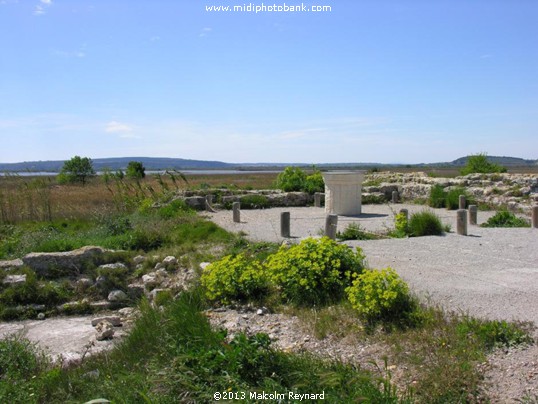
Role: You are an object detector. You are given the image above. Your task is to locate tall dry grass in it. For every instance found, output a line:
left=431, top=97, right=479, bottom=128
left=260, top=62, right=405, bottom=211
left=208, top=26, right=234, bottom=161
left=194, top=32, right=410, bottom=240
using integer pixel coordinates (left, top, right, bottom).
left=0, top=172, right=279, bottom=224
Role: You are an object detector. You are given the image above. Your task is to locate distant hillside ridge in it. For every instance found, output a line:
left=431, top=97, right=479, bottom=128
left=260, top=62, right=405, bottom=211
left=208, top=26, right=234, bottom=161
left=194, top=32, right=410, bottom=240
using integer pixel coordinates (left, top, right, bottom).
left=0, top=155, right=536, bottom=172
left=449, top=155, right=537, bottom=167
left=0, top=157, right=235, bottom=172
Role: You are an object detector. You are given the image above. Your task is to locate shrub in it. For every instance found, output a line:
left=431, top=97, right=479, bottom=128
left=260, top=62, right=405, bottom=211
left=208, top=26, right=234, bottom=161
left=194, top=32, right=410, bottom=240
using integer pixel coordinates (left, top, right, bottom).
left=157, top=199, right=190, bottom=219
left=0, top=336, right=46, bottom=380
left=456, top=317, right=533, bottom=350
left=346, top=267, right=417, bottom=327
left=362, top=193, right=386, bottom=204
left=239, top=194, right=270, bottom=209
left=460, top=153, right=507, bottom=175
left=126, top=161, right=146, bottom=180
left=445, top=187, right=474, bottom=210
left=408, top=210, right=445, bottom=236
left=392, top=212, right=409, bottom=238
left=481, top=210, right=531, bottom=228
left=304, top=171, right=325, bottom=194
left=201, top=254, right=269, bottom=304
left=57, top=155, right=96, bottom=185
left=265, top=237, right=365, bottom=305
left=275, top=167, right=307, bottom=192
left=428, top=184, right=447, bottom=208
left=337, top=223, right=377, bottom=241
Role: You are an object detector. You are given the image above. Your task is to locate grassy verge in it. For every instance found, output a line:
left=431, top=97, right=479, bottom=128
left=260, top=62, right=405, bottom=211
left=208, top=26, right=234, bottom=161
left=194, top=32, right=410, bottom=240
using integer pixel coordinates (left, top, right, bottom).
left=0, top=291, right=407, bottom=403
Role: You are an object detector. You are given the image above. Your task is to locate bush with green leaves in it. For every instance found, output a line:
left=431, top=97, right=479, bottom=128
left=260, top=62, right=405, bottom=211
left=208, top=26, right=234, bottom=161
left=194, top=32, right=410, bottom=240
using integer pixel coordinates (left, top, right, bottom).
left=392, top=211, right=409, bottom=238
left=408, top=210, right=445, bottom=236
left=265, top=237, right=365, bottom=305
left=337, top=223, right=377, bottom=240
left=460, top=153, right=507, bottom=175
left=456, top=317, right=533, bottom=350
left=57, top=156, right=96, bottom=185
left=275, top=167, right=307, bottom=192
left=481, top=210, right=530, bottom=228
left=126, top=161, right=146, bottom=180
left=428, top=184, right=447, bottom=208
left=346, top=267, right=417, bottom=327
left=445, top=187, right=474, bottom=210
left=304, top=171, right=325, bottom=194
left=239, top=194, right=270, bottom=209
left=201, top=254, right=269, bottom=305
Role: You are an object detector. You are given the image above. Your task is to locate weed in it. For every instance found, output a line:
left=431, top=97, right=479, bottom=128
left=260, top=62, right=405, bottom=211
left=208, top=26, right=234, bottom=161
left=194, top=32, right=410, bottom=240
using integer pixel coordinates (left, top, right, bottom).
left=337, top=222, right=379, bottom=240
left=239, top=194, right=270, bottom=209
left=428, top=184, right=447, bottom=208
left=408, top=210, right=445, bottom=236
left=445, top=187, right=474, bottom=210
left=481, top=210, right=531, bottom=228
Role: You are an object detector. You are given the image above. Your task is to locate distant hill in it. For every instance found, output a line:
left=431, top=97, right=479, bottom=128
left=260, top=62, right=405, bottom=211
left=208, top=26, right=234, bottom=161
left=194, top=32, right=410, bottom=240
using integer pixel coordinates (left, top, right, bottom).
left=0, top=157, right=235, bottom=172
left=448, top=155, right=537, bottom=167
left=0, top=155, right=536, bottom=173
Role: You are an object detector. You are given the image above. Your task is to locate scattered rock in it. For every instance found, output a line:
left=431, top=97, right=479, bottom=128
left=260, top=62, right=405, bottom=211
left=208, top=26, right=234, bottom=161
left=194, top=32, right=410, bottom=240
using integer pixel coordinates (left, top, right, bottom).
left=2, top=274, right=27, bottom=285
left=95, top=320, right=115, bottom=341
left=142, top=273, right=158, bottom=288
left=91, top=316, right=122, bottom=327
left=37, top=313, right=45, bottom=320
left=133, top=255, right=146, bottom=265
left=0, top=258, right=24, bottom=271
left=98, top=262, right=128, bottom=271
left=162, top=256, right=177, bottom=266
left=22, top=246, right=109, bottom=277
left=107, top=290, right=128, bottom=302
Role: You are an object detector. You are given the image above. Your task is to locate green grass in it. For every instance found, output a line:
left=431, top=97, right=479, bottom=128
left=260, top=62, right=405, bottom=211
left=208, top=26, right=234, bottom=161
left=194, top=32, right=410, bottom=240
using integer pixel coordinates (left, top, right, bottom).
left=408, top=211, right=445, bottom=236
left=481, top=210, right=531, bottom=228
left=337, top=222, right=381, bottom=240
left=0, top=292, right=406, bottom=403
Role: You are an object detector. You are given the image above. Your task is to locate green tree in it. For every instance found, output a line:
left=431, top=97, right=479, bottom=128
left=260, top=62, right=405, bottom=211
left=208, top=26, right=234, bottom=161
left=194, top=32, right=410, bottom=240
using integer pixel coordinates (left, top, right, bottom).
left=57, top=156, right=95, bottom=185
left=460, top=153, right=507, bottom=175
left=126, top=161, right=146, bottom=180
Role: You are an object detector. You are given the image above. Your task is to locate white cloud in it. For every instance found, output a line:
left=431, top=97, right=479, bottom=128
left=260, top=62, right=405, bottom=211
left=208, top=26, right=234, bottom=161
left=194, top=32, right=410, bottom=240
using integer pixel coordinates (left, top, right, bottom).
left=199, top=27, right=212, bottom=37
left=105, top=121, right=134, bottom=134
left=34, top=0, right=51, bottom=15
left=105, top=121, right=141, bottom=138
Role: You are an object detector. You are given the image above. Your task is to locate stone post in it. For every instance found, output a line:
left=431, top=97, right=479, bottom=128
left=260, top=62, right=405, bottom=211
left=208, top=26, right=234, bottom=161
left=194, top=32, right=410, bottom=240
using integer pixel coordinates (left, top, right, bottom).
left=324, top=214, right=338, bottom=240
left=459, top=195, right=466, bottom=210
left=399, top=208, right=409, bottom=221
left=532, top=205, right=538, bottom=229
left=469, top=205, right=478, bottom=225
left=280, top=212, right=290, bottom=238
left=457, top=209, right=467, bottom=235
left=314, top=193, right=322, bottom=208
left=392, top=190, right=399, bottom=204
left=232, top=202, right=240, bottom=223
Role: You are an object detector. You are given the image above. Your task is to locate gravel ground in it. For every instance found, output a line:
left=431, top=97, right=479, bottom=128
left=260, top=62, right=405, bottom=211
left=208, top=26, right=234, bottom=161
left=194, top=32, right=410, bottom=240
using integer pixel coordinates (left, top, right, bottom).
left=206, top=204, right=538, bottom=402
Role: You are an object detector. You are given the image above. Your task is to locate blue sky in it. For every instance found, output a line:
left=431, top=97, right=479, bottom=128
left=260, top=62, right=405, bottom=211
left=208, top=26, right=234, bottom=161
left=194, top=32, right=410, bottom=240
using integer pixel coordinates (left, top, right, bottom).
left=1, top=0, right=537, bottom=164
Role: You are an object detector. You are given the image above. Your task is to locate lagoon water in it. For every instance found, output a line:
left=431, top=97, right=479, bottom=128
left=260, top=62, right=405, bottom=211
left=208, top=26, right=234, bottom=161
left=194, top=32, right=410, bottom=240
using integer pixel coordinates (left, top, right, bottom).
left=0, top=170, right=281, bottom=177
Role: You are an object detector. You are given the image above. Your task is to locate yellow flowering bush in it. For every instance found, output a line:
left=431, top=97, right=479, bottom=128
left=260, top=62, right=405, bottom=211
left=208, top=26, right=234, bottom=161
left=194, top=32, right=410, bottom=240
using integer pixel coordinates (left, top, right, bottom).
left=346, top=267, right=415, bottom=325
left=265, top=237, right=365, bottom=306
left=201, top=254, right=268, bottom=305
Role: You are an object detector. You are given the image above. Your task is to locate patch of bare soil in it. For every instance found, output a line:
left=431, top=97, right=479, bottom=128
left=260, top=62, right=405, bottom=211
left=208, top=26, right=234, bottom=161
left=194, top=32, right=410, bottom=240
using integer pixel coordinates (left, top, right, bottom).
left=480, top=343, right=538, bottom=403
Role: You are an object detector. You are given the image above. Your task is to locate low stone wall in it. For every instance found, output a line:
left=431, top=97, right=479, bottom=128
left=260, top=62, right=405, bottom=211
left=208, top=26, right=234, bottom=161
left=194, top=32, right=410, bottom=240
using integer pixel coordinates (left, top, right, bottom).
left=176, top=172, right=538, bottom=213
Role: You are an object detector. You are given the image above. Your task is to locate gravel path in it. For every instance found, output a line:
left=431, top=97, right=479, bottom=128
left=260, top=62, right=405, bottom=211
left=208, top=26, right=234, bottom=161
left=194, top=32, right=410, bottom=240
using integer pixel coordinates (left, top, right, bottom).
left=207, top=204, right=538, bottom=402
left=206, top=204, right=538, bottom=328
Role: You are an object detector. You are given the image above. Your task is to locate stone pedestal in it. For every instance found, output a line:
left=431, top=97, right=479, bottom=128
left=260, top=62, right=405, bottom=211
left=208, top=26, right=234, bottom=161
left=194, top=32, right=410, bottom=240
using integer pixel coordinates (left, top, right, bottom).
left=322, top=171, right=365, bottom=216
